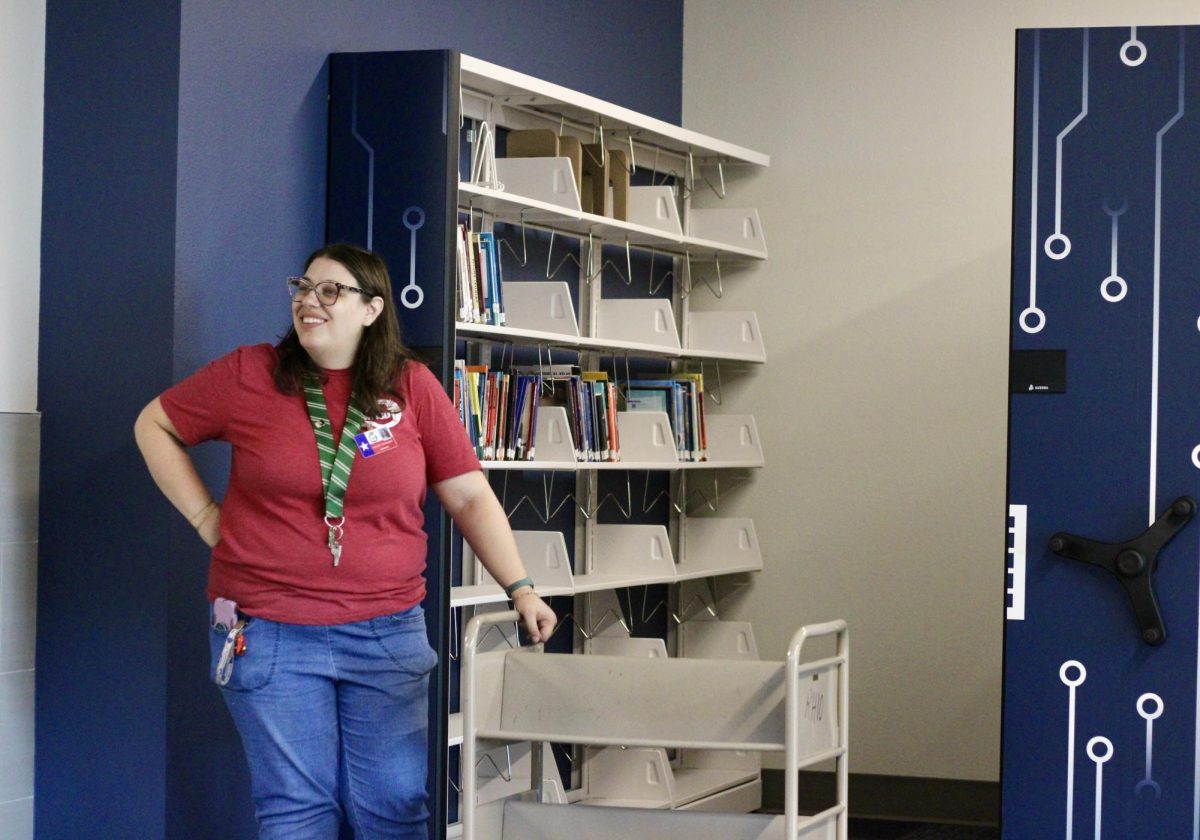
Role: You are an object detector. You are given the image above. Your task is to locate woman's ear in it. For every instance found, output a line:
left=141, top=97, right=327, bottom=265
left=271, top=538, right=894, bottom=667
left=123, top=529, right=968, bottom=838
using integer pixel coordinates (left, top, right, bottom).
left=362, top=296, right=384, bottom=327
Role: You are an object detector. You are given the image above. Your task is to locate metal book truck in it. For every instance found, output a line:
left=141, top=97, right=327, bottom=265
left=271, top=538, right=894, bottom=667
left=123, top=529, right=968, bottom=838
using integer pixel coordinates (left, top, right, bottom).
left=326, top=49, right=848, bottom=838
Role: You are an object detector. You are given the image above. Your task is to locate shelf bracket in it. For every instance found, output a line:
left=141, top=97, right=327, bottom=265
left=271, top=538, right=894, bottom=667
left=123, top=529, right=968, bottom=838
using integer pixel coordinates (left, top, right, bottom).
left=684, top=253, right=724, bottom=300
left=688, top=151, right=727, bottom=200
left=647, top=249, right=675, bottom=296
left=495, top=210, right=531, bottom=267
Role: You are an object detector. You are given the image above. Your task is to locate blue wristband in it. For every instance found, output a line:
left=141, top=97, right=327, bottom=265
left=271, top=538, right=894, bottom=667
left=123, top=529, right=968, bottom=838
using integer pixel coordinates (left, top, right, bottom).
left=504, top=576, right=535, bottom=598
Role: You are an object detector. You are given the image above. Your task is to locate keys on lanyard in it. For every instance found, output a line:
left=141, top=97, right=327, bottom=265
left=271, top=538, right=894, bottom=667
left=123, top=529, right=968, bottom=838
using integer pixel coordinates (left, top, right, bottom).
left=215, top=619, right=248, bottom=687
left=326, top=516, right=344, bottom=567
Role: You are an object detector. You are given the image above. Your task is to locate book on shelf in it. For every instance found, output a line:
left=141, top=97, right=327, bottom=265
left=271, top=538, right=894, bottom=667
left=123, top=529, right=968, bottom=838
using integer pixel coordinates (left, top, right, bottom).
left=581, top=371, right=619, bottom=463
left=455, top=224, right=506, bottom=326
left=624, top=374, right=707, bottom=462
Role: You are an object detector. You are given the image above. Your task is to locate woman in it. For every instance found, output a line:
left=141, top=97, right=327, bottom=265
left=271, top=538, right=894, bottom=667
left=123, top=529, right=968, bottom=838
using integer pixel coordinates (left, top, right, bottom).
left=134, top=243, right=555, bottom=838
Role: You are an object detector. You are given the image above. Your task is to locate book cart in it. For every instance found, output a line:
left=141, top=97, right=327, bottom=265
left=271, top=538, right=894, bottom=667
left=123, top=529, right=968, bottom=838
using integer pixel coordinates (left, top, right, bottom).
left=462, top=610, right=847, bottom=839
left=326, top=50, right=848, bottom=839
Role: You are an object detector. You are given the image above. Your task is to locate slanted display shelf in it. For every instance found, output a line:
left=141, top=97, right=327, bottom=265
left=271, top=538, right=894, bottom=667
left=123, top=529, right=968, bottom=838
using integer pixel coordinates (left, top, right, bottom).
left=451, top=519, right=763, bottom=608
left=457, top=281, right=766, bottom=364
left=459, top=181, right=767, bottom=262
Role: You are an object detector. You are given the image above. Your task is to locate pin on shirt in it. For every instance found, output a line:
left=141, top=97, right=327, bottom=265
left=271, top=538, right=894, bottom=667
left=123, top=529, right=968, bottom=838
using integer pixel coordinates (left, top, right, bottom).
left=354, top=399, right=403, bottom=458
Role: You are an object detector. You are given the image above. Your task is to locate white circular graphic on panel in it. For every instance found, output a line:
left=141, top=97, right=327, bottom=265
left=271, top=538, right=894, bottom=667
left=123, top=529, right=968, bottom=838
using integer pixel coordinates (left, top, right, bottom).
left=1020, top=307, right=1046, bottom=334
left=1044, top=233, right=1072, bottom=260
left=1121, top=39, right=1148, bottom=67
left=1087, top=736, right=1113, bottom=763
left=1060, top=660, right=1087, bottom=687
left=1101, top=276, right=1127, bottom=302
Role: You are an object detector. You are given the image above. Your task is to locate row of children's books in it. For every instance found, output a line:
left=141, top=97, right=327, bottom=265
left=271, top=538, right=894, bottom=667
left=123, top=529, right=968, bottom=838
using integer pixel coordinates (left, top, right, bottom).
left=454, top=362, right=708, bottom=463
left=455, top=224, right=507, bottom=326
left=454, top=362, right=621, bottom=462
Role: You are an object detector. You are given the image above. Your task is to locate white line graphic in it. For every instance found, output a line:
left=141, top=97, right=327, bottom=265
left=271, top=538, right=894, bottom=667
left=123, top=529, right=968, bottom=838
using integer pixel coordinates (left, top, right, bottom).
left=1122, top=27, right=1148, bottom=67
left=1150, top=31, right=1186, bottom=526
left=1088, top=737, right=1114, bottom=840
left=350, top=64, right=376, bottom=251
left=1137, top=693, right=1164, bottom=798
left=1046, top=29, right=1090, bottom=261
left=1007, top=504, right=1028, bottom=620
left=1101, top=200, right=1128, bottom=302
left=1062, top=660, right=1088, bottom=840
left=1021, top=32, right=1045, bottom=334
left=1195, top=521, right=1200, bottom=839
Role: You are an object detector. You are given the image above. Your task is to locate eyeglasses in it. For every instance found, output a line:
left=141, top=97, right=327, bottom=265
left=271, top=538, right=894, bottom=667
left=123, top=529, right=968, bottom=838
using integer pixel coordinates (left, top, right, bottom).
left=287, top=276, right=371, bottom=307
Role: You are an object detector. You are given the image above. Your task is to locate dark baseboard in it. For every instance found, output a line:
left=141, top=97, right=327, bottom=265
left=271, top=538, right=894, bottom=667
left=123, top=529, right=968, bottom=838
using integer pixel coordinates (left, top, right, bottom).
left=761, top=770, right=1000, bottom=827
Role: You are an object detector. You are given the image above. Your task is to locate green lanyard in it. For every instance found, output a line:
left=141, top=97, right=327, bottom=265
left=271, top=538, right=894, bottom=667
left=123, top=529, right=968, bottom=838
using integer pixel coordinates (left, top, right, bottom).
left=303, top=373, right=367, bottom=566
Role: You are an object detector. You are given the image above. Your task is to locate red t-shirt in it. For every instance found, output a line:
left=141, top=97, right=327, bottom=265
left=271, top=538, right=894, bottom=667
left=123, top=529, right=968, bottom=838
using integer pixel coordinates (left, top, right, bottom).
left=161, top=344, right=480, bottom=624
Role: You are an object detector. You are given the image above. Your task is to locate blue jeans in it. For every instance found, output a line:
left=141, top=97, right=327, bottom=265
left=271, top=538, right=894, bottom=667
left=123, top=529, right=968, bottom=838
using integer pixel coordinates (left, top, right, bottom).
left=209, top=604, right=437, bottom=839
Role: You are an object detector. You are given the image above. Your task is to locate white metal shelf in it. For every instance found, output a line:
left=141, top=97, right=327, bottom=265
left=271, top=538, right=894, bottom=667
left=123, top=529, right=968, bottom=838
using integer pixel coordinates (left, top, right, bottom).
left=457, top=321, right=765, bottom=364
left=676, top=518, right=764, bottom=582
left=459, top=55, right=770, bottom=168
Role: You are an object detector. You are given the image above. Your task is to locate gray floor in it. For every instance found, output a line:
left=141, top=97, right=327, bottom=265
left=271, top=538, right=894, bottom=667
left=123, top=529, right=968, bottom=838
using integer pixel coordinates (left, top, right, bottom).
left=848, top=820, right=1000, bottom=839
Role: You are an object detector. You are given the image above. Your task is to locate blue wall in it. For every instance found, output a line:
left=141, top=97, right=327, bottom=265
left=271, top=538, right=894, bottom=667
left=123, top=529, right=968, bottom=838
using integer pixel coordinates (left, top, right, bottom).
left=38, top=1, right=681, bottom=837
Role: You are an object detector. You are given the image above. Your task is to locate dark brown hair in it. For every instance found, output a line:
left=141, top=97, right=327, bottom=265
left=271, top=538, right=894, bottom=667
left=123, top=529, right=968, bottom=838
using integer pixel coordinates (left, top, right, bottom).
left=274, top=243, right=418, bottom=412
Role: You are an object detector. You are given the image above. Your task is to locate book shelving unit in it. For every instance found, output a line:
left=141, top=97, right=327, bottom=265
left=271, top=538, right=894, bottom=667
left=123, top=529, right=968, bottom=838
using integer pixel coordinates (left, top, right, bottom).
left=326, top=49, right=845, bottom=840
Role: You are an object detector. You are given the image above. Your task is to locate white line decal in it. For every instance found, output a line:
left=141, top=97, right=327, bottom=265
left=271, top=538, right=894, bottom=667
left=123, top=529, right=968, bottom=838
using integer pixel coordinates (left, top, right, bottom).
left=1122, top=27, right=1148, bottom=67
left=1151, top=31, right=1186, bottom=526
left=1101, top=200, right=1128, bottom=302
left=1088, top=737, right=1114, bottom=840
left=1062, top=660, right=1088, bottom=840
left=1137, top=693, right=1164, bottom=799
left=1046, top=29, right=1090, bottom=261
left=1021, top=31, right=1045, bottom=334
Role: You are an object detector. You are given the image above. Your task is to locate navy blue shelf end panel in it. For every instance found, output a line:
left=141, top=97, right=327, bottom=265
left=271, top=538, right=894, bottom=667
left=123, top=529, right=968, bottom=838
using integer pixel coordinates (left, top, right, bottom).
left=327, top=49, right=459, bottom=839
left=1003, top=25, right=1200, bottom=839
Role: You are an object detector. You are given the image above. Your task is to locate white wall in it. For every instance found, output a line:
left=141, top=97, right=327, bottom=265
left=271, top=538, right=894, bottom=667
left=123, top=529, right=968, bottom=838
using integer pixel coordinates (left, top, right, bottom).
left=683, top=0, right=1199, bottom=782
left=0, top=0, right=44, bottom=413
left=0, top=2, right=44, bottom=837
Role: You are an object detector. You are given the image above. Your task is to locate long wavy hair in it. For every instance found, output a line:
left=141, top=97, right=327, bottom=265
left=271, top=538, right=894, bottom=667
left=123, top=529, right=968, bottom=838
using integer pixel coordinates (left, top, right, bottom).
left=274, top=243, right=418, bottom=412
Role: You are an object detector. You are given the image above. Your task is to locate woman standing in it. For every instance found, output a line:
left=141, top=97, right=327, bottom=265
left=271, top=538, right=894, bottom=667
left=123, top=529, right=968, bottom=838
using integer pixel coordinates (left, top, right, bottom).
left=135, top=243, right=555, bottom=838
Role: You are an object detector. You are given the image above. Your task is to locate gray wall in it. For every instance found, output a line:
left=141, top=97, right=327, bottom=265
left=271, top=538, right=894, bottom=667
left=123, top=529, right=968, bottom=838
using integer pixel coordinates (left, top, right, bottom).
left=682, top=0, right=1200, bottom=782
left=0, top=417, right=39, bottom=837
left=0, top=2, right=42, bottom=837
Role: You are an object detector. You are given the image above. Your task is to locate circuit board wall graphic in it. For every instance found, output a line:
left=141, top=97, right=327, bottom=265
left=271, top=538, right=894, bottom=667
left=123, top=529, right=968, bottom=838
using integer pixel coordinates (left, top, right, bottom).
left=1006, top=25, right=1200, bottom=840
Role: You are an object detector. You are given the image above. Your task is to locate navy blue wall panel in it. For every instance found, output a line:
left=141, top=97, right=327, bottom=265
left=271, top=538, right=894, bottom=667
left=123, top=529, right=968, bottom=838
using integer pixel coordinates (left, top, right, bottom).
left=1005, top=25, right=1200, bottom=839
left=38, top=2, right=682, bottom=838
left=37, top=1, right=181, bottom=837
